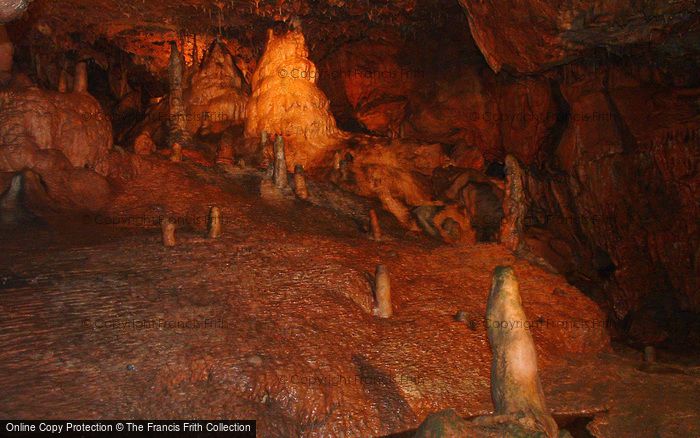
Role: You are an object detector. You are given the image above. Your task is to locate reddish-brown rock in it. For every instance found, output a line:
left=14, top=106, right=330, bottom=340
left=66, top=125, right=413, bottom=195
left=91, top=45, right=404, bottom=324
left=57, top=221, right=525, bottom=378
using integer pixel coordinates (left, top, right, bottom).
left=0, top=86, right=112, bottom=171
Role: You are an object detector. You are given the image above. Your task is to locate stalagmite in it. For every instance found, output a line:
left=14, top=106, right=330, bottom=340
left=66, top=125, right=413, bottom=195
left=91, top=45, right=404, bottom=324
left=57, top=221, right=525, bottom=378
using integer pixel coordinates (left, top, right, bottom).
left=374, top=265, right=392, bottom=318
left=57, top=67, right=68, bottom=92
left=644, top=346, right=656, bottom=363
left=244, top=28, right=341, bottom=170
left=191, top=33, right=199, bottom=70
left=161, top=218, right=176, bottom=247
left=216, top=131, right=235, bottom=165
left=0, top=173, right=29, bottom=225
left=168, top=41, right=189, bottom=148
left=170, top=143, right=182, bottom=163
left=481, top=266, right=558, bottom=438
left=293, top=164, right=308, bottom=200
left=500, top=155, right=526, bottom=252
left=369, top=209, right=382, bottom=240
left=273, top=135, right=288, bottom=189
left=73, top=61, right=88, bottom=93
left=207, top=206, right=222, bottom=239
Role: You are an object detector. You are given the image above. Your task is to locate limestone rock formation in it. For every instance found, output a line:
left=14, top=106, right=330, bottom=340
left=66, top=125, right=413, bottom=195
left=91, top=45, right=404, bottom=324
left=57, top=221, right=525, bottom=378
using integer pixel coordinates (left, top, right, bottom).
left=168, top=42, right=190, bottom=148
left=482, top=266, right=558, bottom=437
left=0, top=86, right=112, bottom=170
left=335, top=139, right=448, bottom=230
left=184, top=39, right=248, bottom=136
left=245, top=29, right=342, bottom=170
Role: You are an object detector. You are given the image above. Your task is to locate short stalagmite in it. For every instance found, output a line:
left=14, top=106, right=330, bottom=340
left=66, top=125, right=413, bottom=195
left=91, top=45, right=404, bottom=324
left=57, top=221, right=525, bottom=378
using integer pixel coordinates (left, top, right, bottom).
left=484, top=266, right=558, bottom=438
left=293, top=164, right=308, bottom=200
left=161, top=218, right=176, bottom=247
left=73, top=61, right=88, bottom=94
left=170, top=143, right=182, bottom=163
left=273, top=135, right=288, bottom=189
left=57, top=67, right=69, bottom=92
left=207, top=206, right=222, bottom=239
left=369, top=209, right=382, bottom=241
left=0, top=173, right=29, bottom=225
left=374, top=265, right=392, bottom=318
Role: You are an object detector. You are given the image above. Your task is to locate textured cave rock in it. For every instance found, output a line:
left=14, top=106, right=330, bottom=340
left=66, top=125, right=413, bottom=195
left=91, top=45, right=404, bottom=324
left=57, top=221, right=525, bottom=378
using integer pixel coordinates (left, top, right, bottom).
left=458, top=0, right=699, bottom=74
left=0, top=85, right=112, bottom=170
left=518, top=64, right=700, bottom=343
left=0, top=0, right=696, bottom=362
left=0, top=0, right=31, bottom=24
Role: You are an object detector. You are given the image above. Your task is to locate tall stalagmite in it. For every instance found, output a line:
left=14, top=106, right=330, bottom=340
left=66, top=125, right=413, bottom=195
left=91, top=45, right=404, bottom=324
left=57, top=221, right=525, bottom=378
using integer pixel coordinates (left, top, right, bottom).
left=168, top=41, right=190, bottom=148
left=245, top=28, right=342, bottom=170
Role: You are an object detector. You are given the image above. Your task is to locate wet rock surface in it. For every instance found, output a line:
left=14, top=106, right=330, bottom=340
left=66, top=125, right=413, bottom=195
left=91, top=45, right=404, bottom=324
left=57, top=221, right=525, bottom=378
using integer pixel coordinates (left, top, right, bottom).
left=0, top=157, right=697, bottom=437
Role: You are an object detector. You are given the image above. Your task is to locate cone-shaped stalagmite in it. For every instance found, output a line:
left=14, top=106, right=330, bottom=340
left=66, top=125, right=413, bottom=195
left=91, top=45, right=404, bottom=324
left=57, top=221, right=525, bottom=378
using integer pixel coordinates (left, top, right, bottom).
left=168, top=42, right=190, bottom=148
left=57, top=67, right=68, bottom=92
left=273, top=135, right=288, bottom=189
left=374, top=265, right=392, bottom=318
left=485, top=266, right=558, bottom=438
left=170, top=143, right=182, bottom=162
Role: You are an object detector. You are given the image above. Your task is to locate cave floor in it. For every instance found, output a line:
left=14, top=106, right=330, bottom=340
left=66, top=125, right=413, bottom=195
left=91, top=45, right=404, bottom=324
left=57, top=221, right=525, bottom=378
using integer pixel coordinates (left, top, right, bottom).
left=1, top=158, right=699, bottom=437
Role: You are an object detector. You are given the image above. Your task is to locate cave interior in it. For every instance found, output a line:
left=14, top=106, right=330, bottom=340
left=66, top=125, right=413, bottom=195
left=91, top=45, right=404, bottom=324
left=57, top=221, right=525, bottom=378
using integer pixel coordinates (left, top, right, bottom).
left=0, top=0, right=699, bottom=436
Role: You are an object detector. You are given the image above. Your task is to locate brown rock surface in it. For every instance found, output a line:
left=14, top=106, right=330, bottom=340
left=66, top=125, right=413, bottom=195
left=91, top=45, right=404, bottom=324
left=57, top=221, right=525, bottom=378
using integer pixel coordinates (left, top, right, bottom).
left=0, top=86, right=112, bottom=170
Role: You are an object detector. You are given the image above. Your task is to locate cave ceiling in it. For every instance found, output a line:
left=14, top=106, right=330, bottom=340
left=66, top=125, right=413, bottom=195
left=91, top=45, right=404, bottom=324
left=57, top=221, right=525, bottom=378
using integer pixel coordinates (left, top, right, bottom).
left=12, top=0, right=700, bottom=77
